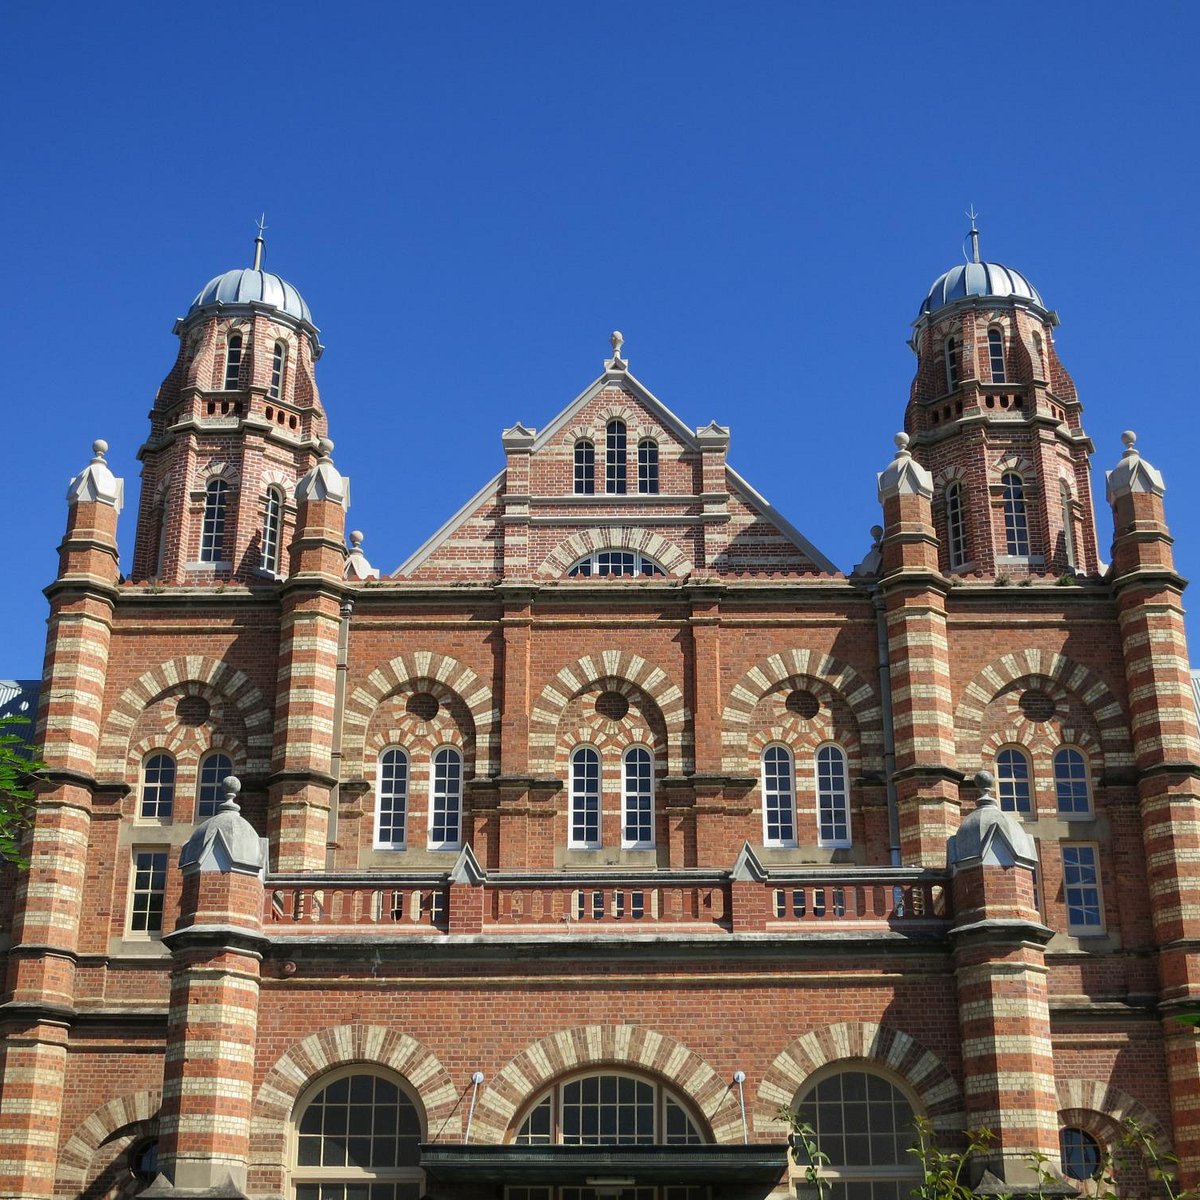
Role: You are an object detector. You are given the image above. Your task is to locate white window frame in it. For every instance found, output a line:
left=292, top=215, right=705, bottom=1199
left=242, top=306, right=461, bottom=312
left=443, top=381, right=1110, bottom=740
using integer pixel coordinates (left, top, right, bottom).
left=428, top=746, right=462, bottom=850
left=987, top=327, right=1006, bottom=383
left=196, top=751, right=233, bottom=820
left=995, top=746, right=1034, bottom=816
left=569, top=746, right=602, bottom=849
left=1053, top=746, right=1091, bottom=818
left=261, top=485, right=284, bottom=574
left=139, top=752, right=176, bottom=822
left=566, top=550, right=665, bottom=578
left=1001, top=472, right=1031, bottom=557
left=637, top=438, right=659, bottom=494
left=622, top=746, right=655, bottom=849
left=573, top=439, right=595, bottom=495
left=223, top=332, right=243, bottom=390
left=269, top=340, right=287, bottom=401
left=200, top=478, right=229, bottom=563
left=605, top=419, right=627, bottom=494
left=815, top=743, right=851, bottom=848
left=943, top=335, right=959, bottom=391
left=128, top=846, right=169, bottom=936
left=375, top=747, right=409, bottom=850
left=945, top=482, right=967, bottom=569
left=761, top=744, right=797, bottom=847
left=1062, top=842, right=1104, bottom=934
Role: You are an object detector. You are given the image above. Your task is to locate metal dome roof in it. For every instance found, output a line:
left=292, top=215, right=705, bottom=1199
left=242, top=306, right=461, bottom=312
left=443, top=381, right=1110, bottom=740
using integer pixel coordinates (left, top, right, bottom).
left=189, top=266, right=313, bottom=325
left=920, top=259, right=1043, bottom=318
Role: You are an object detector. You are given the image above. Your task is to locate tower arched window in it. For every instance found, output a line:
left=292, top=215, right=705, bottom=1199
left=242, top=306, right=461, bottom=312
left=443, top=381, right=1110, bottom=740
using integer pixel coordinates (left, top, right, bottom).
left=605, top=419, right=627, bottom=494
left=200, top=479, right=229, bottom=563
left=375, top=748, right=409, bottom=849
left=570, top=746, right=601, bottom=848
left=996, top=747, right=1033, bottom=815
left=196, top=751, right=233, bottom=819
left=1060, top=479, right=1077, bottom=569
left=223, top=333, right=243, bottom=390
left=429, top=747, right=462, bottom=849
left=761, top=744, right=796, bottom=846
left=269, top=341, right=287, bottom=401
left=260, top=486, right=284, bottom=574
left=622, top=746, right=654, bottom=848
left=1054, top=747, right=1091, bottom=816
left=140, top=752, right=176, bottom=821
left=943, top=336, right=959, bottom=391
left=1001, top=472, right=1031, bottom=556
left=574, top=439, right=595, bottom=494
left=816, top=744, right=851, bottom=847
left=988, top=327, right=1006, bottom=383
left=637, top=439, right=659, bottom=494
left=945, top=482, right=967, bottom=569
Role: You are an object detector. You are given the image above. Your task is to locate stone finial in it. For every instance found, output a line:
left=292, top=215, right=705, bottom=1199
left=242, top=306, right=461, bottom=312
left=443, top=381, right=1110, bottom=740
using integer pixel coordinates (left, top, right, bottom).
left=296, top=438, right=350, bottom=507
left=851, top=525, right=884, bottom=578
left=66, top=439, right=125, bottom=513
left=946, top=766, right=1038, bottom=873
left=1106, top=428, right=1166, bottom=502
left=973, top=769, right=997, bottom=806
left=605, top=330, right=628, bottom=370
left=344, top=529, right=381, bottom=581
left=877, top=431, right=933, bottom=502
left=219, top=775, right=241, bottom=811
left=179, top=774, right=266, bottom=876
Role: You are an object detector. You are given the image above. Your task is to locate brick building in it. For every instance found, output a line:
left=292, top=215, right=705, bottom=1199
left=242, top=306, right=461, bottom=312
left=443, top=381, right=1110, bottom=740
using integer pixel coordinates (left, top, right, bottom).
left=2, top=227, right=1199, bottom=1200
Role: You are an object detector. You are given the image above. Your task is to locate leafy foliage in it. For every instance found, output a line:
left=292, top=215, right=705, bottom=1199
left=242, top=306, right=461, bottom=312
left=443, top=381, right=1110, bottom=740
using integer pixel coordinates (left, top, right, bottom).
left=908, top=1116, right=994, bottom=1200
left=0, top=715, right=44, bottom=866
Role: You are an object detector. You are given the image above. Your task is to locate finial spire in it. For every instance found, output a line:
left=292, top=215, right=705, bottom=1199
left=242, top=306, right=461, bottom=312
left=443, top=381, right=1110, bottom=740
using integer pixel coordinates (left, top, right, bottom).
left=965, top=205, right=981, bottom=264
left=252, top=214, right=267, bottom=270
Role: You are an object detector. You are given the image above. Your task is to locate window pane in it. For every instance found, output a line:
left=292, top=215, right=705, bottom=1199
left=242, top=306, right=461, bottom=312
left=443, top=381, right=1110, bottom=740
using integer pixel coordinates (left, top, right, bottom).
left=1062, top=844, right=1103, bottom=930
left=197, top=752, right=233, bottom=819
left=571, top=748, right=601, bottom=846
left=430, top=748, right=462, bottom=847
left=1002, top=472, right=1030, bottom=556
left=988, top=329, right=1006, bottom=383
left=1060, top=1127, right=1102, bottom=1180
left=623, top=748, right=654, bottom=846
left=996, top=748, right=1032, bottom=814
left=637, top=439, right=659, bottom=494
left=606, top=420, right=627, bottom=493
left=945, top=483, right=966, bottom=568
left=295, top=1073, right=421, bottom=1174
left=377, top=748, right=409, bottom=847
left=130, top=850, right=168, bottom=933
left=574, top=440, right=595, bottom=494
left=816, top=745, right=850, bottom=846
left=223, top=334, right=242, bottom=389
left=762, top=746, right=795, bottom=844
left=141, top=753, right=176, bottom=820
left=1054, top=748, right=1090, bottom=815
left=200, top=479, right=229, bottom=563
left=261, top=488, right=283, bottom=573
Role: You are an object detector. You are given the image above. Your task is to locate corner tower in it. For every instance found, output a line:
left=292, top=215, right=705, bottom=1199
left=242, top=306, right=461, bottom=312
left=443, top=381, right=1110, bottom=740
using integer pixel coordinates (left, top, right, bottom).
left=906, top=222, right=1100, bottom=578
left=131, top=230, right=328, bottom=584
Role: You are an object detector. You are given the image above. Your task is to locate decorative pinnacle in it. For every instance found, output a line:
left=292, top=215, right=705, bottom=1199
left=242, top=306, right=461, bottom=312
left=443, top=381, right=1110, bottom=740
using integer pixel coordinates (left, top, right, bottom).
left=219, top=774, right=242, bottom=812
left=252, top=214, right=267, bottom=270
left=974, top=768, right=996, bottom=806
left=965, top=205, right=981, bottom=264
left=870, top=524, right=883, bottom=543
left=349, top=529, right=364, bottom=548
left=608, top=330, right=626, bottom=367
left=894, top=431, right=911, bottom=455
left=92, top=439, right=108, bottom=461
left=1121, top=430, right=1138, bottom=454
left=317, top=437, right=335, bottom=458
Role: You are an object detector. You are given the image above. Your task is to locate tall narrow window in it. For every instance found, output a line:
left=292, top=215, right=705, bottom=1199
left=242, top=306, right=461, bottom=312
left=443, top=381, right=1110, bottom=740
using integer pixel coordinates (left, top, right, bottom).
left=996, top=747, right=1032, bottom=815
left=223, top=333, right=243, bottom=390
left=637, top=439, right=659, bottom=494
left=605, top=419, right=627, bottom=494
left=129, top=849, right=168, bottom=934
left=988, top=328, right=1006, bottom=383
left=570, top=747, right=601, bottom=848
left=1032, top=331, right=1046, bottom=378
left=269, top=341, right=287, bottom=400
left=622, top=747, right=654, bottom=848
left=943, top=336, right=959, bottom=391
left=574, top=439, right=595, bottom=494
left=155, top=497, right=171, bottom=578
left=816, top=745, right=850, bottom=847
left=140, top=753, right=176, bottom=821
left=200, top=479, right=229, bottom=563
left=945, top=482, right=967, bottom=569
left=1001, top=472, right=1031, bottom=556
left=761, top=745, right=796, bottom=846
left=1060, top=479, right=1077, bottom=569
left=261, top=486, right=284, bottom=574
left=1062, top=843, right=1104, bottom=932
left=1054, top=747, right=1090, bottom=816
left=376, top=748, right=409, bottom=849
left=429, top=747, right=462, bottom=849
left=196, top=751, right=233, bottom=819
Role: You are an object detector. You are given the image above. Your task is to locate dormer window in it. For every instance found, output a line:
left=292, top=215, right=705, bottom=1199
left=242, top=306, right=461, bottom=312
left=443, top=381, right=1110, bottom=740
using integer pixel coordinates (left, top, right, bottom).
left=200, top=479, right=229, bottom=563
left=943, top=336, right=959, bottom=391
left=269, top=341, right=287, bottom=401
left=574, top=440, right=595, bottom=494
left=637, top=439, right=659, bottom=494
left=606, top=420, right=627, bottom=494
left=988, top=328, right=1006, bottom=383
left=223, top=333, right=243, bottom=390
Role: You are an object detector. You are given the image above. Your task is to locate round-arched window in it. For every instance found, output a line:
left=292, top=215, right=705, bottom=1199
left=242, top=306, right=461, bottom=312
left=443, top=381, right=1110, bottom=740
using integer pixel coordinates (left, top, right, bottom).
left=1060, top=1127, right=1102, bottom=1180
left=567, top=550, right=665, bottom=578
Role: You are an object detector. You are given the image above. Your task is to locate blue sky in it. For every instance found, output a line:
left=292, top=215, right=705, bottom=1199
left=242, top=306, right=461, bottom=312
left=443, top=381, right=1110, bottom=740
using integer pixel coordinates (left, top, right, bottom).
left=2, top=2, right=1198, bottom=677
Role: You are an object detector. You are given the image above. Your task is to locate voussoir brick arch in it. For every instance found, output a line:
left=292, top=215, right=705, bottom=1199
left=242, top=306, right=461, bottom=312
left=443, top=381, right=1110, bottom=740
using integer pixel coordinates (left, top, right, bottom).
left=755, top=1021, right=964, bottom=1138
left=538, top=527, right=693, bottom=578
left=249, top=1023, right=460, bottom=1193
left=57, top=1087, right=161, bottom=1198
left=472, top=1024, right=744, bottom=1145
left=1057, top=1078, right=1171, bottom=1148
left=530, top=651, right=689, bottom=774
left=721, top=651, right=883, bottom=774
left=954, top=651, right=1132, bottom=772
left=342, top=652, right=498, bottom=776
left=97, top=656, right=272, bottom=778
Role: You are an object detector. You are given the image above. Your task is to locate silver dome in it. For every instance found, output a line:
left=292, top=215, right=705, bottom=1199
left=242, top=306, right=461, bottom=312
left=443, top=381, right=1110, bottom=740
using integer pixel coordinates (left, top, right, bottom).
left=920, top=260, right=1043, bottom=319
left=189, top=267, right=314, bottom=326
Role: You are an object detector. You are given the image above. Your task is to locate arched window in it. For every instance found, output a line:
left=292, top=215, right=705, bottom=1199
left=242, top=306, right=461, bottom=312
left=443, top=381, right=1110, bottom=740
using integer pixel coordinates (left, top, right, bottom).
left=223, top=333, right=243, bottom=390
left=761, top=745, right=796, bottom=846
left=1060, top=479, right=1077, bottom=569
left=622, top=747, right=654, bottom=848
left=605, top=419, right=627, bottom=494
left=816, top=744, right=850, bottom=847
left=293, top=1070, right=423, bottom=1199
left=570, top=746, right=601, bottom=848
left=429, top=747, right=462, bottom=849
left=574, top=439, right=595, bottom=495
left=996, top=747, right=1033, bottom=815
left=792, top=1070, right=920, bottom=1200
left=945, top=482, right=967, bottom=569
left=269, top=341, right=287, bottom=401
left=140, top=753, right=176, bottom=820
left=261, top=486, right=284, bottom=574
left=196, top=751, right=233, bottom=820
left=200, top=479, right=229, bottom=563
left=988, top=327, right=1006, bottom=383
left=514, top=1073, right=705, bottom=1146
left=566, top=550, right=665, bottom=577
left=1060, top=1128, right=1102, bottom=1181
left=1054, top=747, right=1090, bottom=816
left=637, top=439, right=659, bottom=494
left=1001, top=472, right=1031, bottom=556
left=943, top=336, right=959, bottom=391
left=376, top=748, right=409, bottom=849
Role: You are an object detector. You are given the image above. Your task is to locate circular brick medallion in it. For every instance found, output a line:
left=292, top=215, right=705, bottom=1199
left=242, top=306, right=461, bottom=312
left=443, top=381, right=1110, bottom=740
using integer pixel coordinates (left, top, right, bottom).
left=785, top=689, right=821, bottom=719
left=1019, top=689, right=1056, bottom=722
left=176, top=695, right=211, bottom=726
left=406, top=692, right=440, bottom=721
left=595, top=691, right=630, bottom=721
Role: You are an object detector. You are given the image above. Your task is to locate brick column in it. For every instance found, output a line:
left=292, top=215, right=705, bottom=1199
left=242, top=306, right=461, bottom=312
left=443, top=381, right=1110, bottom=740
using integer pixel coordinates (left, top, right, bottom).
left=948, top=770, right=1063, bottom=1193
left=876, top=434, right=959, bottom=865
left=1107, top=432, right=1200, bottom=1185
left=0, top=441, right=122, bottom=1199
left=270, top=438, right=348, bottom=870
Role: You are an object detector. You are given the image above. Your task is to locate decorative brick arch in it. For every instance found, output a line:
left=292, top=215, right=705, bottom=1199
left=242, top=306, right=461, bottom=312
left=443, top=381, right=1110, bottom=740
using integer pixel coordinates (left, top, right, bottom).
left=471, top=1024, right=743, bottom=1145
left=57, top=1087, right=161, bottom=1198
left=953, top=651, right=1132, bottom=770
left=530, top=651, right=688, bottom=774
left=721, top=651, right=882, bottom=773
left=97, top=656, right=272, bottom=777
left=538, top=527, right=693, bottom=578
left=342, top=652, right=497, bottom=775
left=1056, top=1078, right=1170, bottom=1147
left=250, top=1023, right=461, bottom=1193
left=755, top=1021, right=964, bottom=1137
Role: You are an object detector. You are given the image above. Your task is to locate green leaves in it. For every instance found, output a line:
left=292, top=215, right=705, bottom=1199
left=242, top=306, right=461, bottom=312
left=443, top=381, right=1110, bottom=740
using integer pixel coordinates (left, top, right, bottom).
left=0, top=715, right=45, bottom=867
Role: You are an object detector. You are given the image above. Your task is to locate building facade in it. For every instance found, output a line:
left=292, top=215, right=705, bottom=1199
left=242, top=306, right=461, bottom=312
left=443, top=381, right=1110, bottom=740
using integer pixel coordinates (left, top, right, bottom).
left=2, top=233, right=1199, bottom=1200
